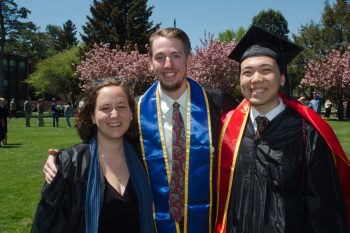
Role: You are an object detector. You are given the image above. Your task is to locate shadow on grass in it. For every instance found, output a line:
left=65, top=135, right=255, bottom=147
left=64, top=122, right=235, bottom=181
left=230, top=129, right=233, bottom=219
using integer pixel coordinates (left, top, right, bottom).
left=324, top=118, right=350, bottom=122
left=0, top=143, right=22, bottom=149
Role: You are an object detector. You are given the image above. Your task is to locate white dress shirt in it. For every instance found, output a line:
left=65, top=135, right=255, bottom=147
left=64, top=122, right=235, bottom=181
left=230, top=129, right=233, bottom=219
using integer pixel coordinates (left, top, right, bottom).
left=158, top=85, right=188, bottom=173
left=250, top=98, right=286, bottom=133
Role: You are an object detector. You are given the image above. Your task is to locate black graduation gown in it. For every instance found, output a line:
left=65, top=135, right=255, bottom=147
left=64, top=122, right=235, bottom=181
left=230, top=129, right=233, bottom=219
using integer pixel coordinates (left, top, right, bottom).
left=205, top=87, right=238, bottom=230
left=226, top=107, right=349, bottom=233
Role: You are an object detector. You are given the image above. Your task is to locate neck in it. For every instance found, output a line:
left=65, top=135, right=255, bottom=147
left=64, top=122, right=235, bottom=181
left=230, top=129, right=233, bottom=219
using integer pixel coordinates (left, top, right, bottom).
left=164, top=88, right=186, bottom=100
left=97, top=136, right=124, bottom=159
left=253, top=98, right=280, bottom=116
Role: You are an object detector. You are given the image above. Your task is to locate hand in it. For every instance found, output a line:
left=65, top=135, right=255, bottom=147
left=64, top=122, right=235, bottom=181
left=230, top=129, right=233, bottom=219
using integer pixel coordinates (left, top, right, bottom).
left=43, top=149, right=59, bottom=184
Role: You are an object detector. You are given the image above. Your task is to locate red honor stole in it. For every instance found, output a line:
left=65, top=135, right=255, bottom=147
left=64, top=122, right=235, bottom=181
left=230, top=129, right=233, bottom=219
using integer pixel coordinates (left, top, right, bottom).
left=215, top=99, right=250, bottom=233
left=215, top=96, right=350, bottom=233
left=281, top=94, right=350, bottom=226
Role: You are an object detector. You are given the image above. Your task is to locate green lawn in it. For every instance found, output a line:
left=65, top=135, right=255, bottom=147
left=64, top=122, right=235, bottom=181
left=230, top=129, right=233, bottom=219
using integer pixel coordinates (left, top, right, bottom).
left=0, top=118, right=349, bottom=232
left=0, top=118, right=80, bottom=233
left=327, top=120, right=350, bottom=157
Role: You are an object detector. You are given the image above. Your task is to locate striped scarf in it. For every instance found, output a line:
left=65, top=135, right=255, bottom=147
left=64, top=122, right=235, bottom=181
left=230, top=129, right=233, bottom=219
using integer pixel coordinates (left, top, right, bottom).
left=85, top=137, right=154, bottom=233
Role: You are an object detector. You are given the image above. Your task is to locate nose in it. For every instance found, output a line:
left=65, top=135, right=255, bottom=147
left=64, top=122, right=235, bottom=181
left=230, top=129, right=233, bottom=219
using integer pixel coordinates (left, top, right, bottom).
left=110, top=109, right=118, bottom=118
left=164, top=56, right=173, bottom=68
left=251, top=71, right=263, bottom=83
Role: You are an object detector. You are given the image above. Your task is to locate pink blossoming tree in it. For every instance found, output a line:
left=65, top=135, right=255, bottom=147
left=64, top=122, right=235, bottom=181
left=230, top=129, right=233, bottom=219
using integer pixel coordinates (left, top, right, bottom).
left=188, top=40, right=240, bottom=94
left=301, top=46, right=350, bottom=101
left=77, top=40, right=240, bottom=96
left=76, top=44, right=155, bottom=95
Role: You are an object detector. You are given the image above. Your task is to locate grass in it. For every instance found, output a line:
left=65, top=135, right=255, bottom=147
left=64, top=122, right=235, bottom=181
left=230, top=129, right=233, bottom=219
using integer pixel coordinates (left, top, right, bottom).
left=0, top=117, right=349, bottom=232
left=0, top=118, right=80, bottom=233
left=327, top=119, right=350, bottom=157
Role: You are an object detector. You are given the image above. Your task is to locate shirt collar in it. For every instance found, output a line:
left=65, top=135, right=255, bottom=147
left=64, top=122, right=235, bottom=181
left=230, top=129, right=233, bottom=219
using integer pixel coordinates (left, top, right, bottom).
left=158, top=84, right=188, bottom=114
left=250, top=97, right=286, bottom=123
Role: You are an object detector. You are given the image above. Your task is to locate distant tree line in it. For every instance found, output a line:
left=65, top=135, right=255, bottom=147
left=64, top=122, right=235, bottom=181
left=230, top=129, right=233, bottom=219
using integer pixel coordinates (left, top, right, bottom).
left=2, top=0, right=350, bottom=105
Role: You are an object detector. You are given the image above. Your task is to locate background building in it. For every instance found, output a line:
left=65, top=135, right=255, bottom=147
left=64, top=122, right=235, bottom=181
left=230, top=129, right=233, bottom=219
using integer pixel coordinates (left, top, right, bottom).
left=3, top=54, right=31, bottom=108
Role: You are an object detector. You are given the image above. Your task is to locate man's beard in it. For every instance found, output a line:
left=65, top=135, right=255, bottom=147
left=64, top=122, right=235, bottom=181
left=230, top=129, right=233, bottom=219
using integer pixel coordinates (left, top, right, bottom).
left=159, top=79, right=183, bottom=93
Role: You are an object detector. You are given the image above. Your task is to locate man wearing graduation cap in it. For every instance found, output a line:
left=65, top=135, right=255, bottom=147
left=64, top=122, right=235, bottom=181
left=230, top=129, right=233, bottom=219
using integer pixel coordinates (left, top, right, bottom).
left=215, top=26, right=350, bottom=233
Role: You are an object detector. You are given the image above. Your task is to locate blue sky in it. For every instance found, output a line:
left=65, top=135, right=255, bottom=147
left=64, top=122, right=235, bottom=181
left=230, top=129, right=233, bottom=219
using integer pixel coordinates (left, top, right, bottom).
left=16, top=0, right=335, bottom=48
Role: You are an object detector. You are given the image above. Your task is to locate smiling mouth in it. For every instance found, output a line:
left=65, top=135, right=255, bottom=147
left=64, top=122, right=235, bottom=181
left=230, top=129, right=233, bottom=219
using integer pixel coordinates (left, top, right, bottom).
left=251, top=88, right=266, bottom=95
left=163, top=72, right=176, bottom=78
left=108, top=122, right=121, bottom=127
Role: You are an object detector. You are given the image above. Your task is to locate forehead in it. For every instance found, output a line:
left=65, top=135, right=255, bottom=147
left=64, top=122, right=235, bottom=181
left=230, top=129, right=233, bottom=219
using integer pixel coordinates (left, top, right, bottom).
left=240, top=56, right=278, bottom=68
left=97, top=86, right=127, bottom=100
left=151, top=36, right=186, bottom=54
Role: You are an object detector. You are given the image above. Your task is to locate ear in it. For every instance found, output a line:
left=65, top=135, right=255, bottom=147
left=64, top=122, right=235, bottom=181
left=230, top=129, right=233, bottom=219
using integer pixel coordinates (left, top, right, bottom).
left=187, top=53, right=193, bottom=67
left=280, top=73, right=286, bottom=87
left=149, top=56, right=154, bottom=71
left=91, top=113, right=96, bottom=124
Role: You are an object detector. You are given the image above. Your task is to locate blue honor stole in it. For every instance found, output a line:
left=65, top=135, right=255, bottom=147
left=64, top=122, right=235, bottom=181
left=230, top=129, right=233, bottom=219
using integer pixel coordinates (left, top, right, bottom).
left=138, top=78, right=213, bottom=233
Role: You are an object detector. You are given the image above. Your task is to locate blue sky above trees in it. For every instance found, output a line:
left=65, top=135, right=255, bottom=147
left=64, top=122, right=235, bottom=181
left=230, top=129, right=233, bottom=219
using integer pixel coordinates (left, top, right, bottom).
left=16, top=0, right=336, bottom=48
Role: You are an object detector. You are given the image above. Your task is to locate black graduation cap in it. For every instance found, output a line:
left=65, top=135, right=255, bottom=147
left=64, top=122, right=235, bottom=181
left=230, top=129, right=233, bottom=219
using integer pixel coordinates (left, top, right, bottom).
left=228, top=25, right=303, bottom=67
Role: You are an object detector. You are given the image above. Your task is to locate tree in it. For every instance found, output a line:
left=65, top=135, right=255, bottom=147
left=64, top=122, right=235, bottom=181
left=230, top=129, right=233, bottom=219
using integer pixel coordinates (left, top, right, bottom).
left=188, top=40, right=240, bottom=96
left=290, top=22, right=326, bottom=96
left=293, top=22, right=325, bottom=59
left=57, top=20, right=78, bottom=51
left=125, top=0, right=156, bottom=52
left=321, top=0, right=350, bottom=50
left=294, top=0, right=350, bottom=96
left=81, top=0, right=158, bottom=53
left=77, top=41, right=241, bottom=97
left=252, top=8, right=289, bottom=39
left=5, top=23, right=77, bottom=65
left=219, top=29, right=234, bottom=43
left=295, top=0, right=350, bottom=57
left=301, top=46, right=350, bottom=103
left=0, top=0, right=36, bottom=96
left=45, top=24, right=62, bottom=50
left=5, top=29, right=57, bottom=64
left=199, top=30, right=215, bottom=48
left=26, top=47, right=81, bottom=102
left=77, top=44, right=154, bottom=96
left=218, top=27, right=246, bottom=43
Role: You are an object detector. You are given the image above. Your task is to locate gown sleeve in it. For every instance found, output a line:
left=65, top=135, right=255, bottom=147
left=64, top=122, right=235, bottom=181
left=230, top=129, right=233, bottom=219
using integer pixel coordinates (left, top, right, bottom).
left=305, top=127, right=349, bottom=233
left=31, top=151, right=72, bottom=233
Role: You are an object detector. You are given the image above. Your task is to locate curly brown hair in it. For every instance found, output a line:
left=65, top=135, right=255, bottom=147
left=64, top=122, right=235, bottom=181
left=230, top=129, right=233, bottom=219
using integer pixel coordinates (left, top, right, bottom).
left=75, top=78, right=138, bottom=142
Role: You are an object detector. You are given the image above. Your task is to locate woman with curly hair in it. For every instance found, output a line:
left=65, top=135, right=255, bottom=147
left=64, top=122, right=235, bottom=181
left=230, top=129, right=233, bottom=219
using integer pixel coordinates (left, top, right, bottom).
left=31, top=78, right=154, bottom=233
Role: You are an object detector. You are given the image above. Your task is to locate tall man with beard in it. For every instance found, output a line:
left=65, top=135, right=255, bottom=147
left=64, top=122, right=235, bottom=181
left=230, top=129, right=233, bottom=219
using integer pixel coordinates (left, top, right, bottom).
left=43, top=27, right=237, bottom=233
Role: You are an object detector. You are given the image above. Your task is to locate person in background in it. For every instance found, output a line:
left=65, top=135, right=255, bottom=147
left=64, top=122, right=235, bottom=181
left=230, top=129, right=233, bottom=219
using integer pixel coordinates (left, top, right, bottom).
left=216, top=26, right=349, bottom=233
left=0, top=98, right=6, bottom=146
left=78, top=98, right=85, bottom=110
left=336, top=100, right=345, bottom=120
left=64, top=101, right=74, bottom=128
left=9, top=98, right=16, bottom=119
left=308, top=91, right=321, bottom=114
left=1, top=98, right=8, bottom=144
left=324, top=99, right=332, bottom=119
left=344, top=100, right=350, bottom=120
left=31, top=78, right=154, bottom=233
left=24, top=97, right=32, bottom=127
left=37, top=98, right=45, bottom=127
left=50, top=98, right=59, bottom=127
left=316, top=92, right=323, bottom=113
